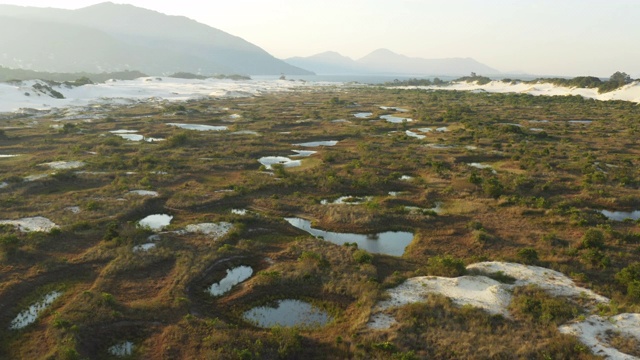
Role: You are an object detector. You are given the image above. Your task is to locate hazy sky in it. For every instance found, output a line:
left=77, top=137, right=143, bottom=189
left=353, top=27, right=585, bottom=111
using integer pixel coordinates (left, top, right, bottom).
left=2, top=0, right=639, bottom=77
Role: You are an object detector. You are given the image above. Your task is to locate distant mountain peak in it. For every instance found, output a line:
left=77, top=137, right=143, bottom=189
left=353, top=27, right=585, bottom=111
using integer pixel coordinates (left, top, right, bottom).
left=286, top=49, right=499, bottom=76
left=0, top=3, right=312, bottom=75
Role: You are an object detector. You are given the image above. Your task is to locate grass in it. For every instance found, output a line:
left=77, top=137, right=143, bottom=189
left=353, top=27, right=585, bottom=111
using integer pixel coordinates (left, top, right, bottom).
left=1, top=85, right=640, bottom=358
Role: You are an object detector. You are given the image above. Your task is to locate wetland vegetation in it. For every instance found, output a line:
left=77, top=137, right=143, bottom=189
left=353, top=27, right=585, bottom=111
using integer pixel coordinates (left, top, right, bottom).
left=1, top=84, right=640, bottom=359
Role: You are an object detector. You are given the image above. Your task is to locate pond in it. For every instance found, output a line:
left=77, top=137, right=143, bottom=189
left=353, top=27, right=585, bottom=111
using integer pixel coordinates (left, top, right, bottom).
left=600, top=210, right=640, bottom=222
left=167, top=123, right=228, bottom=131
left=405, top=130, right=426, bottom=139
left=468, top=163, right=497, bottom=173
left=380, top=115, right=413, bottom=123
left=293, top=140, right=338, bottom=147
left=321, top=196, right=372, bottom=205
left=258, top=156, right=301, bottom=169
left=243, top=299, right=332, bottom=328
left=291, top=150, right=317, bottom=157
left=128, top=190, right=159, bottom=197
left=10, top=291, right=62, bottom=329
left=115, top=133, right=144, bottom=141
left=206, top=266, right=253, bottom=296
left=285, top=218, right=414, bottom=256
left=138, top=214, right=173, bottom=231
left=353, top=112, right=373, bottom=118
left=380, top=106, right=409, bottom=112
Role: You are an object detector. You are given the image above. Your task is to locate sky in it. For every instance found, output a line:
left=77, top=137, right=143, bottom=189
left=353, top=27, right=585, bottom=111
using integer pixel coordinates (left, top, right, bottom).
left=1, top=0, right=639, bottom=77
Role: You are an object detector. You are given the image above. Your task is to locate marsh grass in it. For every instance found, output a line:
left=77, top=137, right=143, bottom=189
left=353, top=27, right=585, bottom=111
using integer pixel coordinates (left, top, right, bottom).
left=1, top=86, right=640, bottom=358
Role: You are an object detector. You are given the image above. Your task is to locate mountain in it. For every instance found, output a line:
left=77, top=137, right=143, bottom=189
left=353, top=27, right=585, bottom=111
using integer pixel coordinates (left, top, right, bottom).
left=285, top=48, right=499, bottom=76
left=285, top=51, right=362, bottom=75
left=0, top=2, right=312, bottom=76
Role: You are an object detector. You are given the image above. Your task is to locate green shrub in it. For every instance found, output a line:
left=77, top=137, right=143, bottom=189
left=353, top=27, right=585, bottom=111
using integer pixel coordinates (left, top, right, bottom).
left=509, top=286, right=579, bottom=325
left=353, top=249, right=373, bottom=264
left=517, top=247, right=539, bottom=264
left=581, top=228, right=605, bottom=249
left=427, top=255, right=466, bottom=277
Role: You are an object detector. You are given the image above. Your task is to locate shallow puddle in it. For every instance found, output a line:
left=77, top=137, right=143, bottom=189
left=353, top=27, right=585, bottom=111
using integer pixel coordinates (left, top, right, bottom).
left=258, top=156, right=301, bottom=169
left=293, top=140, right=338, bottom=147
left=243, top=299, right=331, bottom=328
left=600, top=210, right=640, bottom=221
left=285, top=218, right=414, bottom=256
left=353, top=112, right=373, bottom=118
left=10, top=291, right=62, bottom=330
left=115, top=133, right=144, bottom=141
left=167, top=123, right=228, bottom=131
left=291, top=150, right=317, bottom=157
left=381, top=115, right=412, bottom=123
left=127, top=190, right=159, bottom=197
left=380, top=106, right=409, bottom=112
left=206, top=266, right=253, bottom=296
left=405, top=130, right=426, bottom=139
left=321, top=196, right=372, bottom=205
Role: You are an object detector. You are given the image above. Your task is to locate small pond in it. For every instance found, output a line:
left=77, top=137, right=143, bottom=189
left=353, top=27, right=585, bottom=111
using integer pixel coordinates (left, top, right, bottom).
left=380, top=106, right=409, bottom=112
left=293, top=140, right=338, bottom=147
left=167, top=123, right=228, bottom=131
left=10, top=291, right=62, bottom=330
left=243, top=299, right=332, bottom=328
left=128, top=190, right=159, bottom=197
left=258, top=156, right=301, bottom=169
left=138, top=214, right=173, bottom=231
left=291, top=150, right=317, bottom=157
left=405, top=130, right=426, bottom=139
left=601, top=210, right=640, bottom=222
left=353, top=112, right=373, bottom=118
left=321, top=196, right=372, bottom=205
left=115, top=133, right=144, bottom=141
left=468, top=163, right=497, bottom=173
left=285, top=218, right=414, bottom=256
left=380, top=115, right=412, bottom=123
left=206, top=266, right=253, bottom=296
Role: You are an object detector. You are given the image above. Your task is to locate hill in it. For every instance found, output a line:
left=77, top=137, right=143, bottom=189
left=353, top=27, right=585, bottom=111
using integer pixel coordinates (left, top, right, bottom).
left=0, top=2, right=312, bottom=76
left=286, top=48, right=499, bottom=76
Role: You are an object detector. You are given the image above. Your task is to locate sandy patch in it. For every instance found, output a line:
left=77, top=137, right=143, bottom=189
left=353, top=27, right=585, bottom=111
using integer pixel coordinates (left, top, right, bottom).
left=0, top=216, right=59, bottom=233
left=559, top=313, right=640, bottom=360
left=184, top=222, right=233, bottom=240
left=39, top=161, right=85, bottom=170
left=369, top=262, right=609, bottom=330
left=10, top=291, right=62, bottom=330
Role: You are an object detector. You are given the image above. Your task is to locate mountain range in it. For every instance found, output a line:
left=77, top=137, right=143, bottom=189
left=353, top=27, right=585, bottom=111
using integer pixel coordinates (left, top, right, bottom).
left=0, top=2, right=500, bottom=77
left=0, top=2, right=311, bottom=75
left=285, top=49, right=499, bottom=76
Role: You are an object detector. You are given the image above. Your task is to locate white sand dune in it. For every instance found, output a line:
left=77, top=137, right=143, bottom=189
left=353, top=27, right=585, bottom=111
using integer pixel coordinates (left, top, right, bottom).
left=559, top=314, right=640, bottom=360
left=368, top=261, right=639, bottom=358
left=400, top=80, right=640, bottom=104
left=0, top=78, right=337, bottom=114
